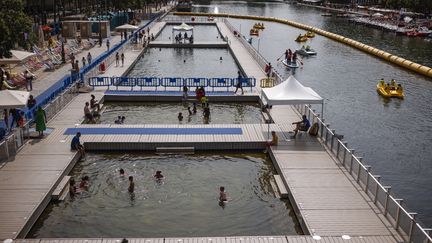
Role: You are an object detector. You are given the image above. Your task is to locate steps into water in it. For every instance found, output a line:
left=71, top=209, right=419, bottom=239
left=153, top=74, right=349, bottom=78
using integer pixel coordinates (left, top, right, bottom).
left=273, top=174, right=289, bottom=198
left=52, top=176, right=71, bottom=201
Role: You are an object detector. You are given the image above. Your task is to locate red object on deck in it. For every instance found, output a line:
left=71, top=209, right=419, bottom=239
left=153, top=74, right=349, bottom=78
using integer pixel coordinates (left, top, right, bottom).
left=99, top=62, right=106, bottom=73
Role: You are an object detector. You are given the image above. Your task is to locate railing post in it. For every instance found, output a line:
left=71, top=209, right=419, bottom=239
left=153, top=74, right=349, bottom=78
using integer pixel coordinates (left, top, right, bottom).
left=336, top=140, right=341, bottom=159
left=371, top=175, right=381, bottom=203
left=330, top=129, right=336, bottom=151
left=395, top=199, right=403, bottom=229
left=356, top=157, right=363, bottom=182
left=383, top=186, right=391, bottom=216
left=423, top=229, right=432, bottom=243
left=349, top=153, right=355, bottom=174
left=363, top=165, right=371, bottom=190
left=408, top=213, right=418, bottom=242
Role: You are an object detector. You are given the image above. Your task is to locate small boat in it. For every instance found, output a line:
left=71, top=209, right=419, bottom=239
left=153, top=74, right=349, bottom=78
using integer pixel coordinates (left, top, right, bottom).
left=305, top=31, right=315, bottom=38
left=207, top=16, right=214, bottom=21
left=295, top=35, right=308, bottom=42
left=282, top=59, right=300, bottom=68
left=406, top=31, right=419, bottom=37
left=253, top=23, right=265, bottom=29
left=296, top=46, right=317, bottom=56
left=376, top=80, right=404, bottom=99
left=321, top=13, right=332, bottom=17
left=250, top=28, right=259, bottom=36
left=416, top=27, right=432, bottom=37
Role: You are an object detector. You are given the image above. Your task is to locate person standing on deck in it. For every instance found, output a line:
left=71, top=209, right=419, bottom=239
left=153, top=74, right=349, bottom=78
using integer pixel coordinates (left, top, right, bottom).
left=35, top=107, right=46, bottom=137
left=106, top=39, right=110, bottom=51
left=121, top=53, right=125, bottom=67
left=87, top=52, right=92, bottom=64
left=116, top=52, right=120, bottom=66
left=82, top=56, right=86, bottom=67
left=234, top=70, right=244, bottom=95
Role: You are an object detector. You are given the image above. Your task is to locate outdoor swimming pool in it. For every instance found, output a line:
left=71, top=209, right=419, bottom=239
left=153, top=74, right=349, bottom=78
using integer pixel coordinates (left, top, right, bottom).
left=156, top=24, right=224, bottom=42
left=99, top=102, right=263, bottom=124
left=29, top=153, right=301, bottom=238
left=127, top=48, right=239, bottom=78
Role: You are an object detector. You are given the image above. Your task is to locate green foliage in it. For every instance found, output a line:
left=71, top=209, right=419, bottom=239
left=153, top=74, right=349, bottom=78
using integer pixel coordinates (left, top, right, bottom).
left=0, top=0, right=32, bottom=58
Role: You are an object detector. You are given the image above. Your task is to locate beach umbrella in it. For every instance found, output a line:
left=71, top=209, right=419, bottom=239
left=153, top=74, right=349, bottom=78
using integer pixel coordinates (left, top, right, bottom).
left=0, top=90, right=30, bottom=109
left=115, top=24, right=139, bottom=31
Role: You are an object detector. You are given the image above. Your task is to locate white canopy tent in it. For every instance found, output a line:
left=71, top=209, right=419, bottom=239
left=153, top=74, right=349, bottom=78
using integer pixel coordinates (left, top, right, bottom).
left=261, top=76, right=324, bottom=137
left=0, top=90, right=30, bottom=109
left=115, top=24, right=138, bottom=31
left=172, top=23, right=194, bottom=42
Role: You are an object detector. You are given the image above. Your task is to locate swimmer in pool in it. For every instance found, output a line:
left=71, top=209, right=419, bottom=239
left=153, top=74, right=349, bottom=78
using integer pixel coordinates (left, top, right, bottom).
left=79, top=176, right=89, bottom=190
left=154, top=170, right=164, bottom=180
left=178, top=112, right=183, bottom=121
left=192, top=103, right=197, bottom=114
left=188, top=107, right=192, bottom=115
left=128, top=176, right=135, bottom=193
left=119, top=168, right=125, bottom=176
left=219, top=186, right=227, bottom=202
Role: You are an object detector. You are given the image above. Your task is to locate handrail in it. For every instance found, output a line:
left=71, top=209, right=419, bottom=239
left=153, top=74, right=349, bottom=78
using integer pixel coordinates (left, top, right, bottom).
left=294, top=103, right=432, bottom=243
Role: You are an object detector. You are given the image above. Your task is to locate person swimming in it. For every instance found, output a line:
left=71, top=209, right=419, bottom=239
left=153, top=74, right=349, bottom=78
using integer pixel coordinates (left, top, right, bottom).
left=119, top=168, right=125, bottom=176
left=188, top=107, right=192, bottom=115
left=178, top=112, right=183, bottom=121
left=154, top=170, right=164, bottom=180
left=192, top=103, right=197, bottom=114
left=79, top=176, right=89, bottom=190
left=219, top=186, right=227, bottom=202
left=128, top=176, right=135, bottom=193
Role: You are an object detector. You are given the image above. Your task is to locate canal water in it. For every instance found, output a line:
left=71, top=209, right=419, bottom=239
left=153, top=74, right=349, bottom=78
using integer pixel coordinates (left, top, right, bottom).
left=29, top=153, right=301, bottom=238
left=193, top=0, right=432, bottom=226
left=156, top=24, right=224, bottom=42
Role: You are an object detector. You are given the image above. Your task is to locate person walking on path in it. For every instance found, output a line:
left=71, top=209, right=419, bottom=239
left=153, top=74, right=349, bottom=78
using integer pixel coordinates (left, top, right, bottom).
left=116, top=52, right=120, bottom=66
left=82, top=57, right=86, bottom=67
left=24, top=70, right=34, bottom=91
left=106, top=39, right=110, bottom=51
left=35, top=106, right=46, bottom=137
left=87, top=52, right=92, bottom=64
left=121, top=53, right=125, bottom=67
left=234, top=70, right=244, bottom=95
left=70, top=53, right=75, bottom=69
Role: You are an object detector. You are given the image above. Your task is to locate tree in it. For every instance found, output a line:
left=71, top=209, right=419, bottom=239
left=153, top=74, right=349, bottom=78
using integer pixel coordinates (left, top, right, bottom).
left=0, top=0, right=33, bottom=58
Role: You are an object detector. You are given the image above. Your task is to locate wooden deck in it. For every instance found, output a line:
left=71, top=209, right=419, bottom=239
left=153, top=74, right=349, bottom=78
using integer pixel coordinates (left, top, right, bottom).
left=11, top=235, right=398, bottom=243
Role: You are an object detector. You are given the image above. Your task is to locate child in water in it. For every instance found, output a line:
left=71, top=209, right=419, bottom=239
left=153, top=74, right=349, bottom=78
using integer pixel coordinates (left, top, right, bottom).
left=128, top=176, right=135, bottom=193
left=219, top=186, right=227, bottom=202
left=119, top=168, right=125, bottom=176
left=154, top=170, right=164, bottom=180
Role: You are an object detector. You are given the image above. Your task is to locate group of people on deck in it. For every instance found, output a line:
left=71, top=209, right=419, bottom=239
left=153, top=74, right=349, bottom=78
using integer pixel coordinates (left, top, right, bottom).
left=175, top=32, right=194, bottom=43
left=266, top=114, right=311, bottom=147
left=285, top=49, right=297, bottom=64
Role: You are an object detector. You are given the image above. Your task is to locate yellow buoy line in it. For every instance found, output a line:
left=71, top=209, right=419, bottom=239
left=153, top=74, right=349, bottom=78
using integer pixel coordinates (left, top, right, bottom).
left=174, top=12, right=432, bottom=79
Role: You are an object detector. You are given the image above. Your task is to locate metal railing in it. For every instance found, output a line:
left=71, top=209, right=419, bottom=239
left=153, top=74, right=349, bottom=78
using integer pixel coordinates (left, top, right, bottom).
left=222, top=18, right=284, bottom=85
left=294, top=104, right=432, bottom=243
left=89, top=76, right=257, bottom=92
left=162, top=16, right=220, bottom=23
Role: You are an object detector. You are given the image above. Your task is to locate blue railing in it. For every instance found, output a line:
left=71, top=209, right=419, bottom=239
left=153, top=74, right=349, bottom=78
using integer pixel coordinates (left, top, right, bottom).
left=89, top=76, right=257, bottom=91
left=24, top=13, right=163, bottom=121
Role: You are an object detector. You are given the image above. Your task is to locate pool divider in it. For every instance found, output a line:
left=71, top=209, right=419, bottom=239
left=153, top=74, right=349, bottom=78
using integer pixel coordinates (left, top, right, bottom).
left=173, top=12, right=432, bottom=79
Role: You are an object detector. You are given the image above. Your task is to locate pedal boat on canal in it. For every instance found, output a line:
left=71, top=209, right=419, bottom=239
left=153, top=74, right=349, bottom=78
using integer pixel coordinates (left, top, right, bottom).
left=295, top=34, right=308, bottom=42
left=305, top=31, right=315, bottom=38
left=253, top=23, right=265, bottom=29
left=250, top=28, right=259, bottom=36
left=376, top=80, right=404, bottom=99
left=296, top=46, right=317, bottom=56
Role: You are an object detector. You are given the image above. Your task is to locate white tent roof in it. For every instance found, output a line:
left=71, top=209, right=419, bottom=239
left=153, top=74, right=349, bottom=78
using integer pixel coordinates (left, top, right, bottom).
left=173, top=22, right=193, bottom=31
left=115, top=24, right=138, bottom=31
left=261, top=76, right=323, bottom=105
left=0, top=50, right=36, bottom=65
left=0, top=90, right=30, bottom=109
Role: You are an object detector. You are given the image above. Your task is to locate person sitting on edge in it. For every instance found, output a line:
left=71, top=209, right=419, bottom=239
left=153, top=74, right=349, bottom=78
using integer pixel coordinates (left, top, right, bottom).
left=154, top=171, right=164, bottom=180
left=71, top=132, right=85, bottom=158
left=178, top=112, right=183, bottom=121
left=266, top=131, right=278, bottom=146
left=292, top=115, right=311, bottom=138
left=84, top=102, right=95, bottom=123
left=90, top=94, right=100, bottom=111
left=128, top=176, right=135, bottom=193
left=219, top=186, right=227, bottom=202
left=119, top=168, right=125, bottom=176
left=69, top=178, right=77, bottom=197
left=188, top=107, right=192, bottom=115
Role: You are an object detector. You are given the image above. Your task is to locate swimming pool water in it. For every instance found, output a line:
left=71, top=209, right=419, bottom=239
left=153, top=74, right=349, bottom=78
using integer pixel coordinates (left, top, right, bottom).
left=99, top=102, right=263, bottom=124
left=29, top=153, right=301, bottom=238
left=127, top=48, right=239, bottom=78
left=156, top=24, right=224, bottom=42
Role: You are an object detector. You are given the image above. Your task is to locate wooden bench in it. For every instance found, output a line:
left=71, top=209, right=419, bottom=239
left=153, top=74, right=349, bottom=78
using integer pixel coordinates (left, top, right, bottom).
left=52, top=176, right=71, bottom=201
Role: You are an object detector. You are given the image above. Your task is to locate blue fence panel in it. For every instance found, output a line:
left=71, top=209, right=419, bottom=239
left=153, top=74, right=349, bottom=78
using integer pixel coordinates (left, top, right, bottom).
left=89, top=77, right=111, bottom=87
left=112, top=77, right=135, bottom=90
left=183, top=78, right=208, bottom=88
left=136, top=77, right=159, bottom=89
left=232, top=77, right=256, bottom=91
left=209, top=78, right=233, bottom=91
left=160, top=77, right=183, bottom=90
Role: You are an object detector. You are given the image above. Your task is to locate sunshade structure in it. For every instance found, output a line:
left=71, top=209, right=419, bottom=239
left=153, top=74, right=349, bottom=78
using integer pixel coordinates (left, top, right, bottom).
left=0, top=90, right=30, bottom=109
left=261, top=76, right=323, bottom=105
left=115, top=24, right=138, bottom=31
left=0, top=50, right=36, bottom=65
left=173, top=22, right=193, bottom=31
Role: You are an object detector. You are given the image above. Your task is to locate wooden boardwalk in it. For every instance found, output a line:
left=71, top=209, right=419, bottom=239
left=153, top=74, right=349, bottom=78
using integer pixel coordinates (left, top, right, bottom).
left=12, top=235, right=398, bottom=243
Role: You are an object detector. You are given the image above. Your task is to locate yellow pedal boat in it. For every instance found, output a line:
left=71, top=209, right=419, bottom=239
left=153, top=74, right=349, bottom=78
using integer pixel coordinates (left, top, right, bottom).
left=295, top=35, right=308, bottom=42
left=306, top=31, right=315, bottom=38
left=253, top=23, right=265, bottom=29
left=376, top=80, right=404, bottom=99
